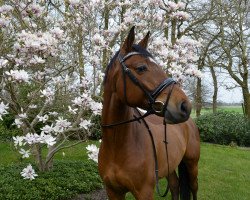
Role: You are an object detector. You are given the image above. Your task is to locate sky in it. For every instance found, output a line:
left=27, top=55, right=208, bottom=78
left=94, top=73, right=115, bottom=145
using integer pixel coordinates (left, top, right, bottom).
left=203, top=70, right=244, bottom=104
left=218, top=87, right=242, bottom=103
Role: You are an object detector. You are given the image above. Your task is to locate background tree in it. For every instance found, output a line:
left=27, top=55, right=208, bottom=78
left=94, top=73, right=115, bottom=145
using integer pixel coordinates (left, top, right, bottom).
left=0, top=0, right=202, bottom=179
left=216, top=0, right=250, bottom=118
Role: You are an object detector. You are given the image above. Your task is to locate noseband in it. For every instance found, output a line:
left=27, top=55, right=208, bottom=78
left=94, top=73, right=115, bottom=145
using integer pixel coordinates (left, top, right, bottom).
left=118, top=51, right=176, bottom=114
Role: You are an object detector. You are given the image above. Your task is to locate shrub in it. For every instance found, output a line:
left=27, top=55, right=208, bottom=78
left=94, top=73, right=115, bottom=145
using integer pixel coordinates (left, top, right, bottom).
left=89, top=115, right=102, bottom=140
left=0, top=127, right=21, bottom=142
left=0, top=160, right=102, bottom=200
left=195, top=111, right=250, bottom=147
left=0, top=114, right=23, bottom=141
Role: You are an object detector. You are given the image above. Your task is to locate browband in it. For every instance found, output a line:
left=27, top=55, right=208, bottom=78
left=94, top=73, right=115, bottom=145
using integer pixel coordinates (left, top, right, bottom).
left=120, top=52, right=143, bottom=62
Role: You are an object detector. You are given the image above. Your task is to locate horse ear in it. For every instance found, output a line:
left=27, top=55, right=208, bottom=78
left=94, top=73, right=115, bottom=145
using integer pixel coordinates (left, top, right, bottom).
left=120, top=26, right=135, bottom=54
left=138, top=31, right=150, bottom=49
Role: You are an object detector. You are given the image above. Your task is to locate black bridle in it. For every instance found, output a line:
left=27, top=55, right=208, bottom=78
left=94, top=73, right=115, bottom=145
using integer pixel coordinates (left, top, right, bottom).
left=118, top=52, right=176, bottom=112
left=102, top=51, right=176, bottom=128
left=102, top=51, right=176, bottom=197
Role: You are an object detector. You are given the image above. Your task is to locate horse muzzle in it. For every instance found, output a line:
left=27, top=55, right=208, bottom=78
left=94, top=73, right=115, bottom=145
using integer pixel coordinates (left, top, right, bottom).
left=152, top=100, right=191, bottom=124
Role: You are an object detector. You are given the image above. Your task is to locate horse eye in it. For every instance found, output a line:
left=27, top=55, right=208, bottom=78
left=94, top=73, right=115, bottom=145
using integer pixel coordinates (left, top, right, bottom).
left=136, top=65, right=148, bottom=74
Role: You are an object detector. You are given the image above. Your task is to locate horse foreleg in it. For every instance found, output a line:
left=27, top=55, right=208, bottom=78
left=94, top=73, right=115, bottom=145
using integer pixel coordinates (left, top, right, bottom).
left=106, top=186, right=126, bottom=200
left=168, top=171, right=180, bottom=200
left=186, top=161, right=198, bottom=200
left=132, top=185, right=154, bottom=200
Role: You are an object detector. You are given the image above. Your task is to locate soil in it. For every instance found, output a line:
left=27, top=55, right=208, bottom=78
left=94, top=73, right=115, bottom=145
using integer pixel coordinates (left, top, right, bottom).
left=71, top=189, right=108, bottom=200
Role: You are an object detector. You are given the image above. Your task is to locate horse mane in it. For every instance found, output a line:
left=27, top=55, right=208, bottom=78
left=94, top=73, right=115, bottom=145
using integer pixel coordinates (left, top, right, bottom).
left=103, top=44, right=154, bottom=84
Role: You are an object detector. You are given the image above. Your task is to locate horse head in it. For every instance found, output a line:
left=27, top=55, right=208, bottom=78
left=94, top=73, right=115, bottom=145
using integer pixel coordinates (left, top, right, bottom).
left=106, top=26, right=192, bottom=124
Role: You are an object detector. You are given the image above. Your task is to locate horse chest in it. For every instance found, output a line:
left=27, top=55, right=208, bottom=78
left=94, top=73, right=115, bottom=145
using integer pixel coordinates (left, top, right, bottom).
left=99, top=143, right=153, bottom=190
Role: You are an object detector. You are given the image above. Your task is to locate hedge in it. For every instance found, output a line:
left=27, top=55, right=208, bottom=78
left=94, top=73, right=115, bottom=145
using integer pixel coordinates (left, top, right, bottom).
left=0, top=160, right=102, bottom=200
left=195, top=111, right=250, bottom=147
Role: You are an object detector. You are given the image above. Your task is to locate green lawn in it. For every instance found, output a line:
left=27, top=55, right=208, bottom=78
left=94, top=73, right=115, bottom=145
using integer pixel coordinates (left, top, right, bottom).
left=0, top=140, right=97, bottom=166
left=126, top=143, right=250, bottom=200
left=217, top=106, right=243, bottom=113
left=191, top=106, right=243, bottom=118
left=0, top=141, right=249, bottom=200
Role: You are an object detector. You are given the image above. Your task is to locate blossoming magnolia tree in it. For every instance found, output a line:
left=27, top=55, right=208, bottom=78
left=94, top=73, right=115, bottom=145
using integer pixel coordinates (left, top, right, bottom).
left=0, top=0, right=201, bottom=180
left=0, top=1, right=103, bottom=179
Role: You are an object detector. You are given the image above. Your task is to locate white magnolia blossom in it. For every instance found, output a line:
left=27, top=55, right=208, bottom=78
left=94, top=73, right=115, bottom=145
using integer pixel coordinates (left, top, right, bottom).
left=37, top=114, right=49, bottom=123
left=0, top=17, right=10, bottom=27
left=69, top=0, right=81, bottom=6
left=24, top=133, right=41, bottom=144
left=15, top=132, right=56, bottom=147
left=20, top=3, right=44, bottom=17
left=170, top=11, right=190, bottom=20
left=72, top=97, right=83, bottom=106
left=14, top=118, right=23, bottom=128
left=28, top=104, right=37, bottom=109
left=79, top=119, right=92, bottom=130
left=13, top=29, right=64, bottom=66
left=0, top=58, right=8, bottom=68
left=29, top=55, right=45, bottom=64
left=19, top=148, right=30, bottom=158
left=33, top=71, right=45, bottom=81
left=18, top=113, right=27, bottom=119
left=0, top=5, right=14, bottom=13
left=50, top=27, right=64, bottom=39
left=86, top=144, right=99, bottom=163
left=40, top=87, right=55, bottom=102
left=13, top=136, right=25, bottom=147
left=40, top=133, right=56, bottom=146
left=20, top=164, right=38, bottom=180
left=41, top=124, right=54, bottom=134
left=53, top=117, right=71, bottom=133
left=166, top=1, right=179, bottom=11
left=72, top=93, right=92, bottom=107
left=0, top=102, right=9, bottom=120
left=89, top=102, right=102, bottom=115
left=68, top=106, right=78, bottom=114
left=5, top=70, right=30, bottom=83
left=165, top=1, right=186, bottom=12
left=48, top=111, right=58, bottom=116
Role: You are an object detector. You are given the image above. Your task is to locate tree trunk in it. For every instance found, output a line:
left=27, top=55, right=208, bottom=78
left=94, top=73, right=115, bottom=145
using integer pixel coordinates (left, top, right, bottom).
left=171, top=19, right=177, bottom=44
left=77, top=27, right=84, bottom=80
left=209, top=65, right=218, bottom=113
left=242, top=88, right=250, bottom=119
left=102, top=0, right=109, bottom=71
left=195, top=78, right=202, bottom=117
left=34, top=144, right=45, bottom=172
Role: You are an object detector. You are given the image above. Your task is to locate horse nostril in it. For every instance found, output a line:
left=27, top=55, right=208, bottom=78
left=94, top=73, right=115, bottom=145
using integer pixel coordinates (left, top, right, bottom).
left=180, top=101, right=189, bottom=116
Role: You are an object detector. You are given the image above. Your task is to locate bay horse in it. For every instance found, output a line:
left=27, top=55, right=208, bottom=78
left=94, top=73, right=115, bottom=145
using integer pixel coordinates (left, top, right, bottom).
left=99, top=27, right=200, bottom=200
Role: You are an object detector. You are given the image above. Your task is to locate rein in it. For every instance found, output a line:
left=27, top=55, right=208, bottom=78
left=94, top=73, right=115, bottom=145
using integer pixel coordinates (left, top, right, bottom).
left=102, top=51, right=176, bottom=198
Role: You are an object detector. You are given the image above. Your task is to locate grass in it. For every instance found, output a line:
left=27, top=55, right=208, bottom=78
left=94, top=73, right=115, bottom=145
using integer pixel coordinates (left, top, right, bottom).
left=217, top=106, right=243, bottom=113
left=191, top=106, right=243, bottom=118
left=0, top=141, right=249, bottom=199
left=198, top=144, right=250, bottom=200
left=0, top=140, right=98, bottom=166
left=126, top=143, right=250, bottom=200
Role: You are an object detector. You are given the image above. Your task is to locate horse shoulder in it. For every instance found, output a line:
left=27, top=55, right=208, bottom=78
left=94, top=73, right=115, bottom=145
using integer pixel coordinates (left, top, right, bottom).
left=182, top=118, right=200, bottom=161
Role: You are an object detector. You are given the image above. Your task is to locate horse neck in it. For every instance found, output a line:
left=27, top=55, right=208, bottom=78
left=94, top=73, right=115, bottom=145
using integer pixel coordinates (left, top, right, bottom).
left=102, top=86, right=135, bottom=146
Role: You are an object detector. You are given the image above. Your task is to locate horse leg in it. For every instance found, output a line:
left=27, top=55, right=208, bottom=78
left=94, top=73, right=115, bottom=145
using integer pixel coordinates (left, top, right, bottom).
left=106, top=186, right=126, bottom=200
left=168, top=171, right=180, bottom=200
left=132, top=185, right=154, bottom=200
left=186, top=161, right=198, bottom=200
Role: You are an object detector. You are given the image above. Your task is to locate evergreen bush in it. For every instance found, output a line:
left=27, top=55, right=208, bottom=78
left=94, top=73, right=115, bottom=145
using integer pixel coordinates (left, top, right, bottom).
left=195, top=111, right=250, bottom=147
left=0, top=160, right=102, bottom=200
